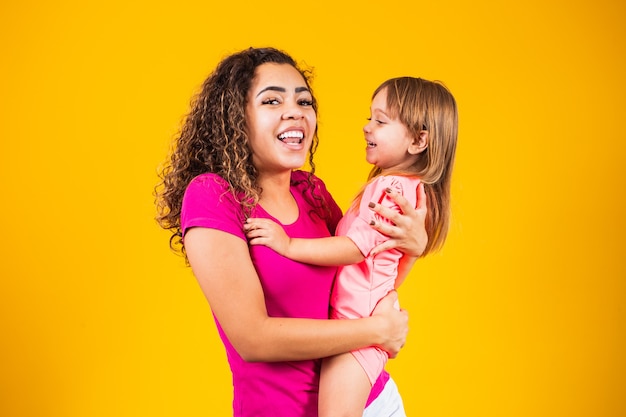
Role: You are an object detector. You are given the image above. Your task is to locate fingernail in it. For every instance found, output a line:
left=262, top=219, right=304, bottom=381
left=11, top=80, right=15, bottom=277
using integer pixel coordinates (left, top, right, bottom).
left=368, top=202, right=375, bottom=208
left=385, top=187, right=392, bottom=193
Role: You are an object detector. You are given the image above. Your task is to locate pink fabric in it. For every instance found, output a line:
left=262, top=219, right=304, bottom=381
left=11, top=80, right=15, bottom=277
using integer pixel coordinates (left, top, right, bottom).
left=180, top=171, right=389, bottom=416
left=332, top=175, right=421, bottom=385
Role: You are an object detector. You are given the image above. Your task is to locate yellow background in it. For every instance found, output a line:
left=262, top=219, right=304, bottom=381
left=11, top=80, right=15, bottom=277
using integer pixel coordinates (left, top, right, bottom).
left=1, top=1, right=624, bottom=416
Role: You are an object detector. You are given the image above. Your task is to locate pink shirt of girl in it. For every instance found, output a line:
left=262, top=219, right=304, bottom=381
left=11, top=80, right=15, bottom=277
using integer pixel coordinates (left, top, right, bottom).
left=332, top=175, right=421, bottom=385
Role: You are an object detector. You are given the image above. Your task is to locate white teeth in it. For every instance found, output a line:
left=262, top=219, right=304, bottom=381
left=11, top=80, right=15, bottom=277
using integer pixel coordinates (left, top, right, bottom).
left=278, top=131, right=304, bottom=144
left=278, top=131, right=304, bottom=140
left=367, top=141, right=376, bottom=147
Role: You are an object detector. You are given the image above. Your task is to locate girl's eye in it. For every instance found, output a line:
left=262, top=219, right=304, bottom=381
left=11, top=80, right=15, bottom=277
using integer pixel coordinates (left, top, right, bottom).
left=366, top=117, right=385, bottom=124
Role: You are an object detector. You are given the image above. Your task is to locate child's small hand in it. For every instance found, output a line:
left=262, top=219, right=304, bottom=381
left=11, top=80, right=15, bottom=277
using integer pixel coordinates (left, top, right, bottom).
left=244, top=218, right=291, bottom=256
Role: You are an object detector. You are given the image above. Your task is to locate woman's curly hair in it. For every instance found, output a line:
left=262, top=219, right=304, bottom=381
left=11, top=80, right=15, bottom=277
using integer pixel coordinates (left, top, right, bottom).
left=155, top=47, right=321, bottom=256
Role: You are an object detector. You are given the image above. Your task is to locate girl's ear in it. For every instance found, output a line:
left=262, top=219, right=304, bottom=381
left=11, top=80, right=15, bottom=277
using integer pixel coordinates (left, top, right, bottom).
left=409, top=130, right=429, bottom=155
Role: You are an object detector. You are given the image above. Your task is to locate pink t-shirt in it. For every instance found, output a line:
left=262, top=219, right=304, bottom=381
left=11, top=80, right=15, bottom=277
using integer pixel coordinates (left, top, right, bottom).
left=332, top=175, right=421, bottom=384
left=181, top=171, right=390, bottom=417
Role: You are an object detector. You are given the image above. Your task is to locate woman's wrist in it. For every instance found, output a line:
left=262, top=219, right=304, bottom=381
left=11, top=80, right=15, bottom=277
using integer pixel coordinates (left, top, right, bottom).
left=366, top=314, right=386, bottom=347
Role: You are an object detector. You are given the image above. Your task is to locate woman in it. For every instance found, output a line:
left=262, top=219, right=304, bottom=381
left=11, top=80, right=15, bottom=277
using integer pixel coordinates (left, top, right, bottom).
left=155, top=47, right=428, bottom=417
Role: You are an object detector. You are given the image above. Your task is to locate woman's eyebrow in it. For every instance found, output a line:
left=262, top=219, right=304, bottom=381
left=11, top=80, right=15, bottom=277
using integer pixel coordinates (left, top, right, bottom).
left=256, top=86, right=309, bottom=97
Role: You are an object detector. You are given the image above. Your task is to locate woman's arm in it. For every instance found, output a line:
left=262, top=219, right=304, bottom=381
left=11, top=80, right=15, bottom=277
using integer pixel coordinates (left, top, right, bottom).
left=184, top=227, right=408, bottom=362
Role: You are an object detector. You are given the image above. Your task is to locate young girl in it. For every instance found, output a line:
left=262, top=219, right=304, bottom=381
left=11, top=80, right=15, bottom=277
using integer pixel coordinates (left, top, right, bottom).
left=245, top=76, right=458, bottom=417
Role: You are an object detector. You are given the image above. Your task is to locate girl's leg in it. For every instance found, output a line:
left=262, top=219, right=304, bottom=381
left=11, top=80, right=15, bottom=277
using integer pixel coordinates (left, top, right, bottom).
left=319, top=352, right=371, bottom=417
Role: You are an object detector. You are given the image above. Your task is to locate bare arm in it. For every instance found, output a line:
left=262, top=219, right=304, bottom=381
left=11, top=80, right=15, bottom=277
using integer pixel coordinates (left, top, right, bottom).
left=184, top=227, right=407, bottom=362
left=245, top=218, right=364, bottom=266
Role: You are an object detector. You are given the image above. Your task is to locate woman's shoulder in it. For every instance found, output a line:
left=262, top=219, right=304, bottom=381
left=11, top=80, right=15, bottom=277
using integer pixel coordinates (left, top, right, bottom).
left=187, top=172, right=229, bottom=191
left=184, top=173, right=232, bottom=202
left=291, top=170, right=331, bottom=195
left=291, top=169, right=322, bottom=183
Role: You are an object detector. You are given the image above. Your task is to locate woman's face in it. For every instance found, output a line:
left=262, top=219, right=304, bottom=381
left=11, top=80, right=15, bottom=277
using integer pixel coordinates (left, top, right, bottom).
left=246, top=63, right=316, bottom=175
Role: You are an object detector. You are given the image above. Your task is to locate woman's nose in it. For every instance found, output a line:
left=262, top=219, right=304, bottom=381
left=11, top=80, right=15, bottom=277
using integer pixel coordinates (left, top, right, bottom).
left=282, top=103, right=303, bottom=119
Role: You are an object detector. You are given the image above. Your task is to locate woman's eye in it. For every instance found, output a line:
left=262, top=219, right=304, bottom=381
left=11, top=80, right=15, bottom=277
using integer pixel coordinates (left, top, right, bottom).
left=262, top=98, right=280, bottom=105
left=299, top=99, right=314, bottom=106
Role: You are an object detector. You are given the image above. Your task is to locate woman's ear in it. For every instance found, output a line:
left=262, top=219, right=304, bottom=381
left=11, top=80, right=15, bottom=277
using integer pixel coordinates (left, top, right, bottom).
left=409, top=130, right=429, bottom=155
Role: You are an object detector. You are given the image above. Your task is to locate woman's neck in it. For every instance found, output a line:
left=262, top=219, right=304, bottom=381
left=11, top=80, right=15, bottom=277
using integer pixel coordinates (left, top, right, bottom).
left=257, top=171, right=299, bottom=224
left=257, top=170, right=292, bottom=195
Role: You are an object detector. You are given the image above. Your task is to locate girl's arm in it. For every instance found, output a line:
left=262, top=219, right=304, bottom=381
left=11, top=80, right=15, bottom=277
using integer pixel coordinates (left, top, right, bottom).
left=245, top=219, right=364, bottom=266
left=245, top=182, right=428, bottom=268
left=184, top=227, right=407, bottom=362
left=395, top=255, right=417, bottom=288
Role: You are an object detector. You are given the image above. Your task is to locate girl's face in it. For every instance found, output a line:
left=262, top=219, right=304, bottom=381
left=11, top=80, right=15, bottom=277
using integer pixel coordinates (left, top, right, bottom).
left=246, top=63, right=316, bottom=175
left=363, top=87, right=422, bottom=172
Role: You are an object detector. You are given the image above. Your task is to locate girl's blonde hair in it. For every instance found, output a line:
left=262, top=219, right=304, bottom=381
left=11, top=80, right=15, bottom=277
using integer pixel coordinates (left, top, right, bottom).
left=364, top=77, right=458, bottom=256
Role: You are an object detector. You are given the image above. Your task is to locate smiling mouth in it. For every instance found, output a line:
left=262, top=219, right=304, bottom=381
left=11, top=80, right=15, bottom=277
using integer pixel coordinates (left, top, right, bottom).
left=366, top=141, right=376, bottom=147
left=278, top=131, right=304, bottom=144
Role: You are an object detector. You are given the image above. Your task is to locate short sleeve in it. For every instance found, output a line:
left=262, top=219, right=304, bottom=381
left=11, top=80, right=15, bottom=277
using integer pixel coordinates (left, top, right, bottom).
left=181, top=173, right=246, bottom=240
left=344, top=176, right=420, bottom=257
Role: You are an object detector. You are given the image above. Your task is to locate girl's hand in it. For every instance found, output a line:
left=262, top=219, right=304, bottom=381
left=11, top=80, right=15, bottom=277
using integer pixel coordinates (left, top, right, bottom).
left=369, top=182, right=428, bottom=257
left=371, top=290, right=408, bottom=358
left=244, top=218, right=291, bottom=256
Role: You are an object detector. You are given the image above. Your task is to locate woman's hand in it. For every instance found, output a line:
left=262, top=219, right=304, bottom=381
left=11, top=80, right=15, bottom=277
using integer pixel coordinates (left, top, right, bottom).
left=370, top=291, right=408, bottom=358
left=369, top=182, right=428, bottom=257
